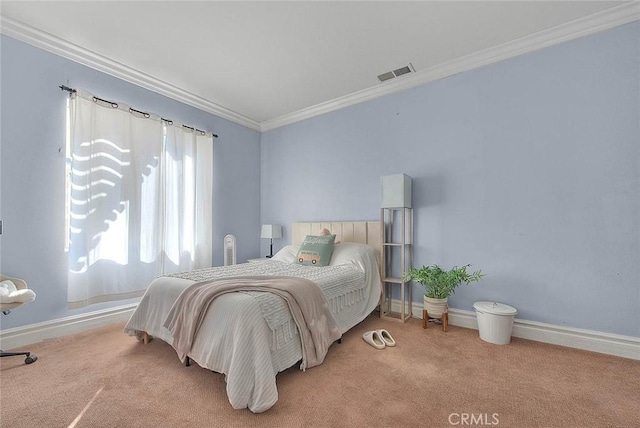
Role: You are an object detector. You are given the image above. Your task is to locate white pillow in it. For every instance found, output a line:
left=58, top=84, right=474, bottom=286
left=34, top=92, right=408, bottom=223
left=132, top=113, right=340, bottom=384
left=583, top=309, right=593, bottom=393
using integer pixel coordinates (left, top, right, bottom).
left=0, top=280, right=36, bottom=304
left=329, top=242, right=376, bottom=267
left=0, top=279, right=17, bottom=294
left=271, top=244, right=300, bottom=264
left=272, top=242, right=377, bottom=271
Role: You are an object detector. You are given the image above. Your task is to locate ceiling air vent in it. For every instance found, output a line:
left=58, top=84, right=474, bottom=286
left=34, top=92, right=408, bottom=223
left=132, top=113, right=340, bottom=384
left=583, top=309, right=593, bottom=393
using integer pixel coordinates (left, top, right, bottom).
left=393, top=66, right=412, bottom=77
left=377, top=63, right=415, bottom=83
left=377, top=71, right=395, bottom=82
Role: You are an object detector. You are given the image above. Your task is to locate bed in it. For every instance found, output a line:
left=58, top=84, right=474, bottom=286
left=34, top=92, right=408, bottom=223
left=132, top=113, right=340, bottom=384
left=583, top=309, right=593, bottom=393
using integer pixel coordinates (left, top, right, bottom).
left=124, top=221, right=381, bottom=413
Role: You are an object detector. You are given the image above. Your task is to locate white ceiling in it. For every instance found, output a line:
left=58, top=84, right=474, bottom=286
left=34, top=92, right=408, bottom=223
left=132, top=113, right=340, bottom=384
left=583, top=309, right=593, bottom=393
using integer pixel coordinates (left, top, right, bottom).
left=0, top=1, right=635, bottom=130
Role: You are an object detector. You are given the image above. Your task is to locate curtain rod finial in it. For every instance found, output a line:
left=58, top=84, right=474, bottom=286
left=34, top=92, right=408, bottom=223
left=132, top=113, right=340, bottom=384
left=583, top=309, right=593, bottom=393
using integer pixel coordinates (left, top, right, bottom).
left=59, top=84, right=76, bottom=94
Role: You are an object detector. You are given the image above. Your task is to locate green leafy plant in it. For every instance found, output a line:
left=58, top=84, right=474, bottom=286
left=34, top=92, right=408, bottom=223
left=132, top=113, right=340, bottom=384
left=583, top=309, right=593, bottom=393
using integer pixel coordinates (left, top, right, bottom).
left=404, top=264, right=484, bottom=299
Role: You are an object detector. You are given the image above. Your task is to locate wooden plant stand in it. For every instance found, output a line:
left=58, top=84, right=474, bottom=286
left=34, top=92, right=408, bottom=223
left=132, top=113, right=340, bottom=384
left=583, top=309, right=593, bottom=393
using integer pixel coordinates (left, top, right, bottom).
left=422, top=309, right=448, bottom=332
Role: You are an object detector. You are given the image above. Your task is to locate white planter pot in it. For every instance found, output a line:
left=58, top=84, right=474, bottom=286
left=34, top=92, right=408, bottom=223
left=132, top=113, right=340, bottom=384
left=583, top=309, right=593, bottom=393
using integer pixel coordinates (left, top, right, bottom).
left=423, top=296, right=448, bottom=318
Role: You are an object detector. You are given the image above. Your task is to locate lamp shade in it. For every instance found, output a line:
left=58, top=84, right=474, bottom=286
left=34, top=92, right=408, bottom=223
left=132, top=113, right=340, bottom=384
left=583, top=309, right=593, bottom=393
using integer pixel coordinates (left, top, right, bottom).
left=381, top=173, right=412, bottom=208
left=261, top=224, right=282, bottom=239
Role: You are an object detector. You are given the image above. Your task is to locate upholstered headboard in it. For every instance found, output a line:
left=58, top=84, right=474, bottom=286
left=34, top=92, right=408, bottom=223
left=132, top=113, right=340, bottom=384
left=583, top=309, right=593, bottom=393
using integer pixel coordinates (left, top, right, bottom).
left=291, top=221, right=381, bottom=261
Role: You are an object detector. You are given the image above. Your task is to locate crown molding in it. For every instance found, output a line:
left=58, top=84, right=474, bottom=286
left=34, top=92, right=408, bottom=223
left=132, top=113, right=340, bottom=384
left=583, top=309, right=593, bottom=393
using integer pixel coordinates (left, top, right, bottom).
left=0, top=15, right=261, bottom=132
left=261, top=2, right=640, bottom=132
left=2, top=3, right=638, bottom=134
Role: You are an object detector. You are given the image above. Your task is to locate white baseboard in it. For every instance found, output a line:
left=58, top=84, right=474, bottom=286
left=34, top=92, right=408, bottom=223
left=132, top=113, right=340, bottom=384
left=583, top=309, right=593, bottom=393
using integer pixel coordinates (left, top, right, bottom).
left=0, top=303, right=137, bottom=351
left=3, top=300, right=639, bottom=361
left=389, top=300, right=640, bottom=360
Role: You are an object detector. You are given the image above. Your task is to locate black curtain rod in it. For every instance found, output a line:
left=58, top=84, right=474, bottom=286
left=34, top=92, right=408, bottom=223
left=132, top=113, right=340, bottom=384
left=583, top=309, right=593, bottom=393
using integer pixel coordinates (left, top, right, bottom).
left=59, top=85, right=76, bottom=94
left=59, top=84, right=219, bottom=138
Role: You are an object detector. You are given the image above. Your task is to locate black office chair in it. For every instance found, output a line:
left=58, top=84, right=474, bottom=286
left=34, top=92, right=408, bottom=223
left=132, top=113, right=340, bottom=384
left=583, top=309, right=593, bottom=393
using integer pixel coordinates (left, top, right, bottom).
left=1, top=275, right=37, bottom=364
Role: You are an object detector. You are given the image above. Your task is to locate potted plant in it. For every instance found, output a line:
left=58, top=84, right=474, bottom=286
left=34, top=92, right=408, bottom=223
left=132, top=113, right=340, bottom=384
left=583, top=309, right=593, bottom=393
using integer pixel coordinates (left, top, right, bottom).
left=404, top=264, right=484, bottom=317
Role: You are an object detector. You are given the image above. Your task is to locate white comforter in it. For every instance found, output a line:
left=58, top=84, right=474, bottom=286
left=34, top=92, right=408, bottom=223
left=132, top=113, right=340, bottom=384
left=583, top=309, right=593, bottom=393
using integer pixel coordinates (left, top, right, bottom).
left=124, top=243, right=380, bottom=413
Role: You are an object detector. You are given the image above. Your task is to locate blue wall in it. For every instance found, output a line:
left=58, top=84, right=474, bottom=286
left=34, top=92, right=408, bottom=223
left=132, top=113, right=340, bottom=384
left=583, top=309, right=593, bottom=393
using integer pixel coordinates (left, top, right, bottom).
left=2, top=22, right=638, bottom=337
left=0, top=35, right=261, bottom=329
left=261, top=23, right=640, bottom=336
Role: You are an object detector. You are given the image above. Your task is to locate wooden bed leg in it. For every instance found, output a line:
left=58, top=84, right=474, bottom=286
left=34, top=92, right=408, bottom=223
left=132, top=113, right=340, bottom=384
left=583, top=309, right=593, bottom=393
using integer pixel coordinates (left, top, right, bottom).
left=185, top=356, right=191, bottom=367
left=422, top=310, right=428, bottom=329
left=142, top=332, right=150, bottom=344
left=442, top=312, right=448, bottom=332
left=337, top=338, right=342, bottom=344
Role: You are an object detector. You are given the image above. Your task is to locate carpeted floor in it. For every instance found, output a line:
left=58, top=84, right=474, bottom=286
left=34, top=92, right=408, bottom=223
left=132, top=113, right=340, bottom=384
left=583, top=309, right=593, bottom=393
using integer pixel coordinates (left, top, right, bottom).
left=1, top=314, right=638, bottom=428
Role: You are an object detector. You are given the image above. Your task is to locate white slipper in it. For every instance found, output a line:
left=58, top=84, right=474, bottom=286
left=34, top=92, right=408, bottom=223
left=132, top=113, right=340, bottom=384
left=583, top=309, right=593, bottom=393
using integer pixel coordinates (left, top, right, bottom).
left=362, top=330, right=385, bottom=349
left=377, top=329, right=396, bottom=347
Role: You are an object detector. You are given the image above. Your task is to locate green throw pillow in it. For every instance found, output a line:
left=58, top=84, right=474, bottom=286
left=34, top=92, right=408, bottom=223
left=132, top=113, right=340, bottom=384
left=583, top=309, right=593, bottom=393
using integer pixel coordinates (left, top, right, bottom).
left=296, top=234, right=336, bottom=266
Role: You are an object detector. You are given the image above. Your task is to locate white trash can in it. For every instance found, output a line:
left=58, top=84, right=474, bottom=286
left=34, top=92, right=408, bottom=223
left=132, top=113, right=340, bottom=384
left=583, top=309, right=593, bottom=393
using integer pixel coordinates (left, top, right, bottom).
left=473, top=301, right=517, bottom=345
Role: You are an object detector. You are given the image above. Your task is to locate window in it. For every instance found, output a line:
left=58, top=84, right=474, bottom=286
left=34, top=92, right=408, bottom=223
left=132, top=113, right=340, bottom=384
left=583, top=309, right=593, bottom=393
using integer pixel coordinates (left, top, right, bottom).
left=66, top=92, right=213, bottom=308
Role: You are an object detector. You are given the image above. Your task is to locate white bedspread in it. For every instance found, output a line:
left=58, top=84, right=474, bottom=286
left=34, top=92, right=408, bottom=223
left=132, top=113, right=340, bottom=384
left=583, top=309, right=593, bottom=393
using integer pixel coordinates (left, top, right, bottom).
left=124, top=247, right=380, bottom=413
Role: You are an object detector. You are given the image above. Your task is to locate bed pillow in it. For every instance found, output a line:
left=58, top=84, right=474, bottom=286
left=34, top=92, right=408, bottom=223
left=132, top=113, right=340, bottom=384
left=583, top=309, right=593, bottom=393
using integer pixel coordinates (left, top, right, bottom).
left=329, top=242, right=375, bottom=267
left=295, top=234, right=336, bottom=266
left=271, top=245, right=300, bottom=263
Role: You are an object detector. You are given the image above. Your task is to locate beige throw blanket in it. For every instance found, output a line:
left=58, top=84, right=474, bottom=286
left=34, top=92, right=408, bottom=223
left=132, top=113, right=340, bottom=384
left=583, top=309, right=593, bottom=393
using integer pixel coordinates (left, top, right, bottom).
left=163, top=276, right=341, bottom=370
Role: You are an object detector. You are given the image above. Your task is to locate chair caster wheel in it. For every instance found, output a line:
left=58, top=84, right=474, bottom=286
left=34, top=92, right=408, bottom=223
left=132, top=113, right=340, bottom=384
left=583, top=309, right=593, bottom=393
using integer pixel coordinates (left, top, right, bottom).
left=25, top=355, right=37, bottom=364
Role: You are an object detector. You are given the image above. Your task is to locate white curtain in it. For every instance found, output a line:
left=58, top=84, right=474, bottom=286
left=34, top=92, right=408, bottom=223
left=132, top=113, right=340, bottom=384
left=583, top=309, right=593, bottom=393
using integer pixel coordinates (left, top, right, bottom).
left=161, top=123, right=213, bottom=271
left=67, top=92, right=213, bottom=308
